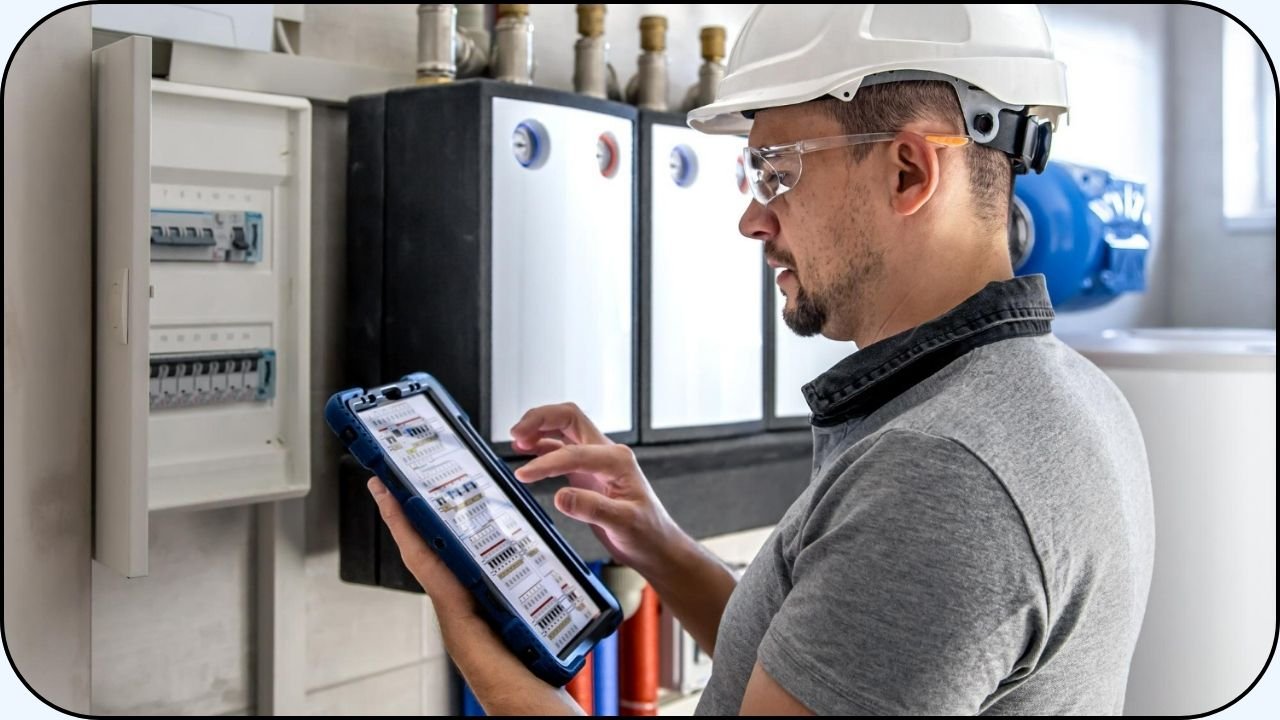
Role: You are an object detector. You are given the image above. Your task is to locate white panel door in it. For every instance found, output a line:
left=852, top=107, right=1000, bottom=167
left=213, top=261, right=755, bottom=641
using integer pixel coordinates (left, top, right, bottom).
left=489, top=98, right=634, bottom=441
left=649, top=124, right=762, bottom=430
left=93, top=36, right=152, bottom=577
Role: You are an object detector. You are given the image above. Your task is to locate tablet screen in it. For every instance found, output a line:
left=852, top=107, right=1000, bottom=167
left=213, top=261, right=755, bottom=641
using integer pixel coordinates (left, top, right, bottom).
left=356, top=392, right=603, bottom=657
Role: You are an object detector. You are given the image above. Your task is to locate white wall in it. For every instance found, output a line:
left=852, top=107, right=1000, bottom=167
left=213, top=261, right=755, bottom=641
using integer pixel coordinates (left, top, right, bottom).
left=528, top=4, right=758, bottom=105
left=3, top=6, right=94, bottom=713
left=92, top=509, right=254, bottom=714
left=1041, top=3, right=1276, bottom=333
left=1039, top=4, right=1172, bottom=335
left=1165, top=5, right=1276, bottom=329
left=300, top=4, right=758, bottom=107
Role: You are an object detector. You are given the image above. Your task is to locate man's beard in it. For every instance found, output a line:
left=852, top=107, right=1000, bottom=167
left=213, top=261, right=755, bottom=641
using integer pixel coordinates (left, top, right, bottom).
left=768, top=244, right=828, bottom=337
left=767, top=221, right=882, bottom=341
left=781, top=280, right=827, bottom=337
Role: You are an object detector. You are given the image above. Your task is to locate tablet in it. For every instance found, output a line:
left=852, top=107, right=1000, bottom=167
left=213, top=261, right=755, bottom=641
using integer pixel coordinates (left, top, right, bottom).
left=326, top=373, right=622, bottom=686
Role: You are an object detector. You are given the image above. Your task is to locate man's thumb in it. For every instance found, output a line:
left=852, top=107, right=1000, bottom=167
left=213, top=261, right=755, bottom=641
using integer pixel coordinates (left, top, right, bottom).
left=554, top=488, right=625, bottom=527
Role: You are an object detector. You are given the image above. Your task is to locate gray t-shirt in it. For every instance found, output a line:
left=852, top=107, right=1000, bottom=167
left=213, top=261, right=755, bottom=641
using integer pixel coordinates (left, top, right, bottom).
left=696, top=277, right=1155, bottom=715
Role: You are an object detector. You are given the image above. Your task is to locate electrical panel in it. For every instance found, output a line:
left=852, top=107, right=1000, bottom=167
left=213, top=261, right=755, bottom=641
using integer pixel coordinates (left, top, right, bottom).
left=639, top=111, right=764, bottom=442
left=347, top=79, right=637, bottom=455
left=93, top=36, right=312, bottom=577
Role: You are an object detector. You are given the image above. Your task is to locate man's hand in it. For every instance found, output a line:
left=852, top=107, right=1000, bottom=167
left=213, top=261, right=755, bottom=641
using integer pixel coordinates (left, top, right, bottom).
left=366, top=477, right=482, bottom=626
left=510, top=402, right=745, bottom=658
left=510, top=402, right=682, bottom=575
left=367, top=476, right=582, bottom=716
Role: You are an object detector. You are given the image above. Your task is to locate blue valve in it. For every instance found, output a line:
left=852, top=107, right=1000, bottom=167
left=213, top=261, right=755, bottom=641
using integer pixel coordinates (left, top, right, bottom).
left=1013, top=161, right=1151, bottom=311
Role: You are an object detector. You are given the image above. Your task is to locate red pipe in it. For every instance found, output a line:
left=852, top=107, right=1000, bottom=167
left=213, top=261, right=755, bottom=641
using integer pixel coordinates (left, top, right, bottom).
left=619, top=585, right=660, bottom=716
left=566, top=650, right=595, bottom=713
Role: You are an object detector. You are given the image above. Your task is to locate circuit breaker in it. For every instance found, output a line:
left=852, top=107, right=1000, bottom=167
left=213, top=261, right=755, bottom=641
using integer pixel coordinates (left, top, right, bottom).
left=347, top=79, right=637, bottom=454
left=93, top=36, right=312, bottom=577
left=639, top=111, right=764, bottom=442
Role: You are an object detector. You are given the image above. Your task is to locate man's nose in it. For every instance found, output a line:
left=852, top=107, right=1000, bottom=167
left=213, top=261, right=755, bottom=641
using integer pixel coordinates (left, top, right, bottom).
left=739, top=199, right=779, bottom=243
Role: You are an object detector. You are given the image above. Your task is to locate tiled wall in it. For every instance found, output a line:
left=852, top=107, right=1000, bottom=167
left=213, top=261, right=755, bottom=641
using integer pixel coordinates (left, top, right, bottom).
left=304, top=550, right=455, bottom=714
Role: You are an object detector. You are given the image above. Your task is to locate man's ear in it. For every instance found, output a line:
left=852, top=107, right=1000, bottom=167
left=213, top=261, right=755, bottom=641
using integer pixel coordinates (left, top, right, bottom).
left=887, top=132, right=942, bottom=216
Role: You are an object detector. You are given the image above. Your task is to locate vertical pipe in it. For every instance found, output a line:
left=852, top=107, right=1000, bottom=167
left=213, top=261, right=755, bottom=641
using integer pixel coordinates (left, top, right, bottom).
left=574, top=5, right=609, bottom=98
left=629, top=16, right=669, bottom=111
left=565, top=650, right=596, bottom=712
left=594, top=629, right=621, bottom=715
left=682, top=26, right=727, bottom=112
left=619, top=585, right=660, bottom=715
left=695, top=26, right=726, bottom=108
left=416, top=4, right=457, bottom=85
left=493, top=4, right=535, bottom=85
left=461, top=674, right=486, bottom=715
left=456, top=4, right=491, bottom=78
left=592, top=561, right=621, bottom=715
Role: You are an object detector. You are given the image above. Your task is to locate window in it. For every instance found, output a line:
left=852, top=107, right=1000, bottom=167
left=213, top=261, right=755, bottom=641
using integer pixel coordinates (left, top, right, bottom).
left=1223, top=17, right=1276, bottom=229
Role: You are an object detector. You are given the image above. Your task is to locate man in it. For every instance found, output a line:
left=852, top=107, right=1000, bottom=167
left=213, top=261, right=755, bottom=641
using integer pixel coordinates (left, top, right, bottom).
left=370, top=4, right=1155, bottom=715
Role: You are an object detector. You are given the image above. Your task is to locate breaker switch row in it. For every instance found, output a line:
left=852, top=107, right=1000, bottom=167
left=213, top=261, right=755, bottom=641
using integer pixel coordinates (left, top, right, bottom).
left=149, top=349, right=277, bottom=410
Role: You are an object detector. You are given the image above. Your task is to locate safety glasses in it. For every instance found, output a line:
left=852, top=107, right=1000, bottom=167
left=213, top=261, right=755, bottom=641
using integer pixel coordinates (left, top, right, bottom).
left=742, top=132, right=972, bottom=205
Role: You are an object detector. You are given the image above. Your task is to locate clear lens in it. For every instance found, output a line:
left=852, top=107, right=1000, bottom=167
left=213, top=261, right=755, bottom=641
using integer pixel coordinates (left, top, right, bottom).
left=742, top=148, right=767, bottom=204
left=742, top=147, right=801, bottom=205
left=742, top=132, right=968, bottom=205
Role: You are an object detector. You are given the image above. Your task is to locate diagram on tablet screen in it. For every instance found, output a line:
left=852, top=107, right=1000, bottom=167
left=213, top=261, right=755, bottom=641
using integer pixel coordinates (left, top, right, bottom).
left=360, top=394, right=601, bottom=654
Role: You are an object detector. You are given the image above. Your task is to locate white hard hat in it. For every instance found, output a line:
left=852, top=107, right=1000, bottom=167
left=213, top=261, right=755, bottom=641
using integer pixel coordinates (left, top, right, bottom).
left=688, top=4, right=1069, bottom=173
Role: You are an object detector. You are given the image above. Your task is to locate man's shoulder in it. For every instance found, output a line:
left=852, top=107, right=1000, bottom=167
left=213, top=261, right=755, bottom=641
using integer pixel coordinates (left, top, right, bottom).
left=812, top=427, right=1024, bottom=530
left=884, top=334, right=1145, bottom=472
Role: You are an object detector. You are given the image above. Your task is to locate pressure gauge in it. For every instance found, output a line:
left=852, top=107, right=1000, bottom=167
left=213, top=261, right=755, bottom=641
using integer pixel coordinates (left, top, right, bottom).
left=597, top=132, right=620, bottom=178
left=512, top=120, right=549, bottom=169
left=669, top=144, right=698, bottom=188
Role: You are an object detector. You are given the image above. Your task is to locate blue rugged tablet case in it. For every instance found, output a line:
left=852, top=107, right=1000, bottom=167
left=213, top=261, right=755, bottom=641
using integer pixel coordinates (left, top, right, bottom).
left=325, top=372, right=623, bottom=687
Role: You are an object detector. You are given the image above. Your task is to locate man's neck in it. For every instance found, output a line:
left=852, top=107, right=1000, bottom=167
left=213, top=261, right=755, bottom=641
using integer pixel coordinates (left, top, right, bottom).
left=852, top=251, right=1013, bottom=348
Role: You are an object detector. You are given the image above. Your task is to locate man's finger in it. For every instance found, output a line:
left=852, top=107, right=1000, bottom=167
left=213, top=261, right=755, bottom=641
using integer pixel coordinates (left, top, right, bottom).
left=514, top=444, right=637, bottom=484
left=514, top=437, right=567, bottom=456
left=512, top=430, right=562, bottom=453
left=368, top=477, right=440, bottom=573
left=510, top=402, right=609, bottom=447
left=555, top=487, right=631, bottom=528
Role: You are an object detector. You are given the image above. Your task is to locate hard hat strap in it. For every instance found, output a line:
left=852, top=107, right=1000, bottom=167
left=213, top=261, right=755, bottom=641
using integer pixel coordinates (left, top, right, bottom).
left=857, top=70, right=1054, bottom=175
left=990, top=110, right=1053, bottom=175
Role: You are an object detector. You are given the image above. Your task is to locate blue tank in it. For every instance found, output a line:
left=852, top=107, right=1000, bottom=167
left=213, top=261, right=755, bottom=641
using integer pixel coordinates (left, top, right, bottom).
left=1012, top=161, right=1151, bottom=311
